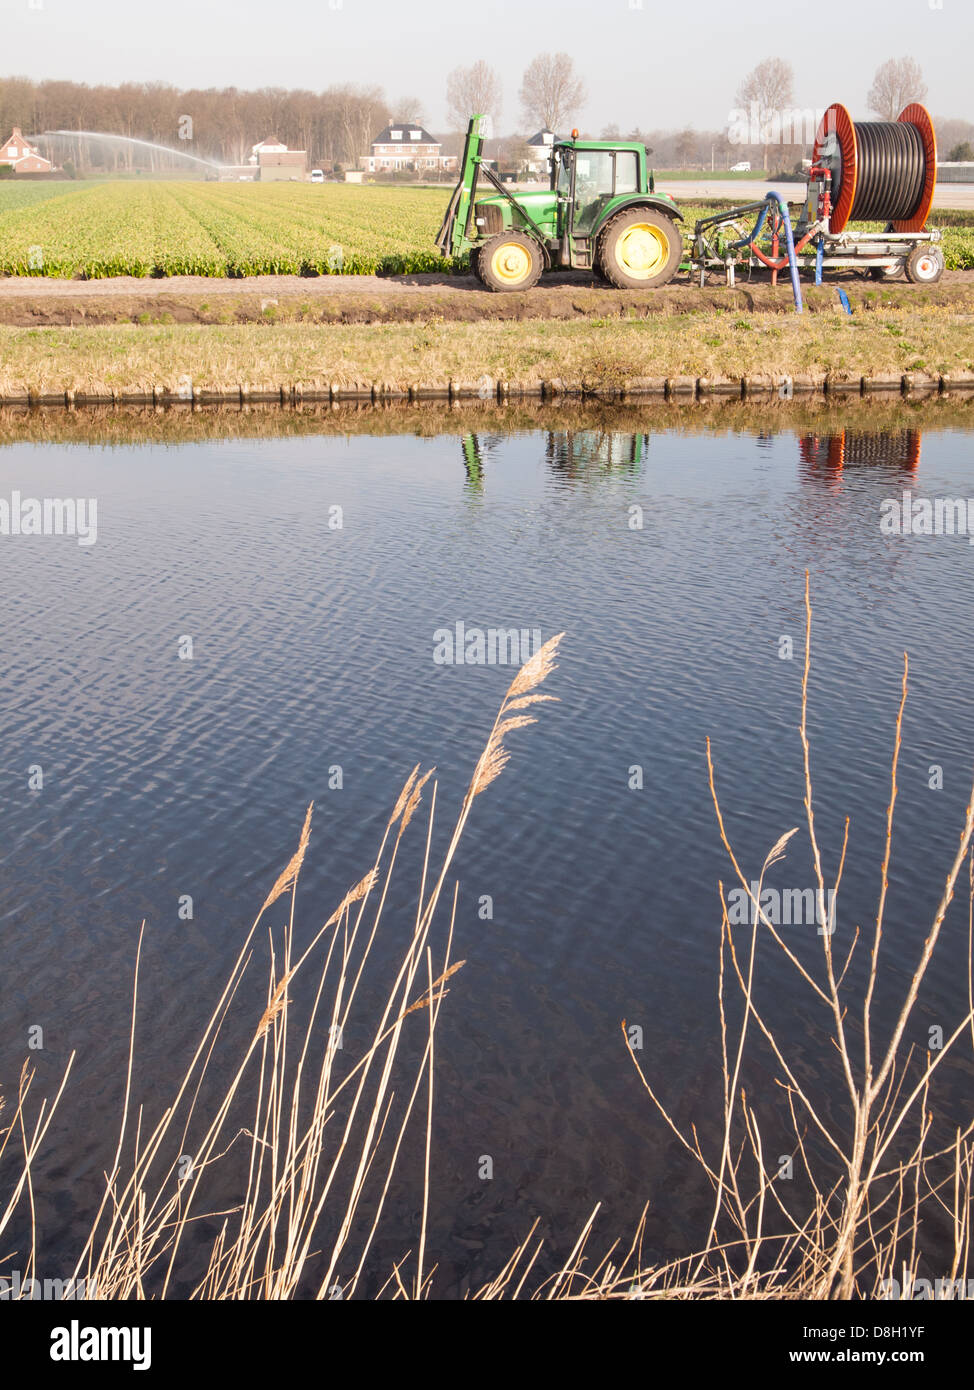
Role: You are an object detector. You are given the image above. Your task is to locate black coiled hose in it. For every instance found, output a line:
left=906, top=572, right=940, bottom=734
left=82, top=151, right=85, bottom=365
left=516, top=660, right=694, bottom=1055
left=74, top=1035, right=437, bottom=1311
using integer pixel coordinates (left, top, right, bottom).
left=832, top=121, right=927, bottom=222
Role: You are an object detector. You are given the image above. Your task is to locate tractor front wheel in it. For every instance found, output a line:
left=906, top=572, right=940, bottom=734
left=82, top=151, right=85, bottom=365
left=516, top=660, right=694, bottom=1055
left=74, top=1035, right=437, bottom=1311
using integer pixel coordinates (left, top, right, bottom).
left=478, top=232, right=543, bottom=292
left=597, top=209, right=682, bottom=290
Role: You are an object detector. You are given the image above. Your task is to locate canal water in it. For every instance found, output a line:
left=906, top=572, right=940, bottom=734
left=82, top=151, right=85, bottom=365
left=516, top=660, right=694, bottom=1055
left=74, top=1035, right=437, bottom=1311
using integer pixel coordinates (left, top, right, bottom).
left=1, top=398, right=973, bottom=1295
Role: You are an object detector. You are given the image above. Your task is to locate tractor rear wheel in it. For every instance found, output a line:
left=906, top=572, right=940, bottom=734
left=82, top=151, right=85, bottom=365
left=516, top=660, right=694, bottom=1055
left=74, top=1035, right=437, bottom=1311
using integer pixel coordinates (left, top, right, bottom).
left=470, top=245, right=487, bottom=285
left=478, top=232, right=543, bottom=292
left=597, top=208, right=682, bottom=290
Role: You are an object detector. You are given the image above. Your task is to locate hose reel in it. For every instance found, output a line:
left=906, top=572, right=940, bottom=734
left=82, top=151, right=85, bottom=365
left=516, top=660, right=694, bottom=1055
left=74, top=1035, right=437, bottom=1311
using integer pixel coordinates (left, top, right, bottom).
left=812, top=103, right=937, bottom=233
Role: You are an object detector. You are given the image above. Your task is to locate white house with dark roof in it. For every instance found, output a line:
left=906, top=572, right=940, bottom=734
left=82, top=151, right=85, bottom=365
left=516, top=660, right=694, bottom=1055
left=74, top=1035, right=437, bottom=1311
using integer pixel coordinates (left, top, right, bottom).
left=525, top=128, right=561, bottom=178
left=362, top=123, right=457, bottom=174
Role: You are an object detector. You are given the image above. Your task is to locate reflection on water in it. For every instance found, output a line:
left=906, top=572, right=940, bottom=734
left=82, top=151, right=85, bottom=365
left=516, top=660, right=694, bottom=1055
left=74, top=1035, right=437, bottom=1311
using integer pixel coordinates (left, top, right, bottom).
left=1, top=399, right=973, bottom=1295
left=544, top=429, right=648, bottom=478
left=799, top=427, right=923, bottom=484
left=463, top=429, right=648, bottom=492
left=464, top=421, right=926, bottom=494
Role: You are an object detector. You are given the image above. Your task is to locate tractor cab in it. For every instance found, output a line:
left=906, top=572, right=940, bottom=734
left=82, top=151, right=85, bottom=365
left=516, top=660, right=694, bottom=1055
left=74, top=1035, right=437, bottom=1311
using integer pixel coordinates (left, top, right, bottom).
left=435, top=116, right=685, bottom=292
left=552, top=140, right=644, bottom=237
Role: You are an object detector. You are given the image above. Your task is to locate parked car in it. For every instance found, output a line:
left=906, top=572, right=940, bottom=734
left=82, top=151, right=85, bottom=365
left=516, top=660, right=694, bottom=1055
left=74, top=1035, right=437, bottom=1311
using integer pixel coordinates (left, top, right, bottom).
left=310, top=169, right=324, bottom=183
left=729, top=161, right=752, bottom=173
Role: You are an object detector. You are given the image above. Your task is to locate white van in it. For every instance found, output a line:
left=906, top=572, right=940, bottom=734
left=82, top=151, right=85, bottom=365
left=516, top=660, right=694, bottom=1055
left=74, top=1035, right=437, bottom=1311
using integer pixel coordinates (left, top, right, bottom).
left=729, top=161, right=751, bottom=173
left=310, top=169, right=324, bottom=183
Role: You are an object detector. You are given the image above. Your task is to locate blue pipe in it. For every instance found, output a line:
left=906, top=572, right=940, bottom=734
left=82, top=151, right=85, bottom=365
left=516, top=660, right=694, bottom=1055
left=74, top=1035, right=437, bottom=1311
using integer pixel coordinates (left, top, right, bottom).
left=728, top=202, right=769, bottom=249
left=764, top=192, right=803, bottom=314
left=728, top=193, right=803, bottom=313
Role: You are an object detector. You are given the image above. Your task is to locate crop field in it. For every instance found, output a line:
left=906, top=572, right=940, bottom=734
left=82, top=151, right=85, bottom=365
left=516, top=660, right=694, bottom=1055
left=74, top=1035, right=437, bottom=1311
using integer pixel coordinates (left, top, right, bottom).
left=0, top=181, right=453, bottom=277
left=0, top=179, right=972, bottom=278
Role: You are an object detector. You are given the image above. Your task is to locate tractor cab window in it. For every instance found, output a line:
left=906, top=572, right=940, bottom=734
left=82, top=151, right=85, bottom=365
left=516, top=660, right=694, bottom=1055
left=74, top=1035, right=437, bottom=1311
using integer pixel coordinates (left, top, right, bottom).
left=574, top=151, right=614, bottom=197
left=573, top=150, right=620, bottom=234
left=555, top=149, right=573, bottom=196
left=615, top=151, right=638, bottom=193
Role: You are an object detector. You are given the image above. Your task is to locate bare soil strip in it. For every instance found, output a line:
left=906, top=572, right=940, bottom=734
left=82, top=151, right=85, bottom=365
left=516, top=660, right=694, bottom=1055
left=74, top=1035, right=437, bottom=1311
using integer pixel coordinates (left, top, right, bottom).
left=1, top=270, right=973, bottom=327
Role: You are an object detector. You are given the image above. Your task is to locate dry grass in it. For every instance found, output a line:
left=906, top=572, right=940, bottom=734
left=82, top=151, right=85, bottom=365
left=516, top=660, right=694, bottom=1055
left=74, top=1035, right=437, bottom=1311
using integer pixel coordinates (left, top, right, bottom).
left=1, top=309, right=973, bottom=398
left=1, top=598, right=973, bottom=1300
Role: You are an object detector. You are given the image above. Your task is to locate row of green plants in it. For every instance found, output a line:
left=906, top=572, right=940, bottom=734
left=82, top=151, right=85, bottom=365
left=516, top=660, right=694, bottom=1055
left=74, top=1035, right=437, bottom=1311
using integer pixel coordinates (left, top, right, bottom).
left=0, top=180, right=456, bottom=277
left=0, top=182, right=971, bottom=277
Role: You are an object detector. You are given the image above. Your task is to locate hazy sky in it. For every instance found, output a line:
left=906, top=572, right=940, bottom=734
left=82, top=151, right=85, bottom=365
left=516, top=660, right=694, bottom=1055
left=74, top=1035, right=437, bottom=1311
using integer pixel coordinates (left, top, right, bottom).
left=5, top=0, right=971, bottom=131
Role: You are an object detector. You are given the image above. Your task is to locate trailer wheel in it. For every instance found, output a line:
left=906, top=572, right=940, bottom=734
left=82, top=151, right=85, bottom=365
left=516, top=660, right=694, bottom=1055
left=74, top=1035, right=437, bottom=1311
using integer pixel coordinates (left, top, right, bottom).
left=479, top=232, right=543, bottom=292
left=597, top=208, right=682, bottom=289
left=904, top=244, right=944, bottom=284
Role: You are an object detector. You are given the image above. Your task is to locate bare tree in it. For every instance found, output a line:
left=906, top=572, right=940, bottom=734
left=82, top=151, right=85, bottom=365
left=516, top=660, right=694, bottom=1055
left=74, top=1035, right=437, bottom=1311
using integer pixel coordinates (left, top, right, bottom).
left=676, top=128, right=697, bottom=168
left=391, top=96, right=426, bottom=125
left=736, top=57, right=795, bottom=170
left=445, top=61, right=502, bottom=131
left=519, top=53, right=586, bottom=132
left=867, top=57, right=928, bottom=121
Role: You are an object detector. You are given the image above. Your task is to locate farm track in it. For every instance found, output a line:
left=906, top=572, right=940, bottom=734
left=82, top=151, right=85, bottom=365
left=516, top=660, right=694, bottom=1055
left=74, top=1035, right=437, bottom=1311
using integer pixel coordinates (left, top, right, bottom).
left=0, top=268, right=973, bottom=327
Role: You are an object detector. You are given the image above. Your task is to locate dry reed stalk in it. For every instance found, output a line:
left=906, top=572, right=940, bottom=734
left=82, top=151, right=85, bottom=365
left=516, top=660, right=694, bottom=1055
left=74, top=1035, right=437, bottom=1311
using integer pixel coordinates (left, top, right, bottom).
left=1, top=637, right=564, bottom=1301
left=5, top=604, right=972, bottom=1301
left=608, top=572, right=974, bottom=1302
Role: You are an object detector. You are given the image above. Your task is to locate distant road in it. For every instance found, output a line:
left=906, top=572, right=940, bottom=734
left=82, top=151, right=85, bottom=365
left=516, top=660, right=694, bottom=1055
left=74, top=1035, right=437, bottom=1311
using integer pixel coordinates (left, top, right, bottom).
left=655, top=178, right=974, bottom=210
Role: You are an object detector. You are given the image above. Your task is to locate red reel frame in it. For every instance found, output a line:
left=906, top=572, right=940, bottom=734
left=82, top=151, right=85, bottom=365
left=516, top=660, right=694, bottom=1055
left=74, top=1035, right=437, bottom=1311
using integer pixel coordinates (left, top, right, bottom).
left=813, top=103, right=856, bottom=233
left=894, top=103, right=936, bottom=232
left=813, top=102, right=937, bottom=233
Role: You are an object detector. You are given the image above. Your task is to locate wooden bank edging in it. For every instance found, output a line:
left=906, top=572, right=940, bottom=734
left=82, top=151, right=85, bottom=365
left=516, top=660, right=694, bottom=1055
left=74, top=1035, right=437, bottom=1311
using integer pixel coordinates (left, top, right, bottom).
left=2, top=371, right=974, bottom=409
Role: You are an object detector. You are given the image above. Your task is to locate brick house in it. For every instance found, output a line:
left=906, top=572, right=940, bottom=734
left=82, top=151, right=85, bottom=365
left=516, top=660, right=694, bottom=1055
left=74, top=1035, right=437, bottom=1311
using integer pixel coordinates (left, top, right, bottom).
left=362, top=123, right=456, bottom=174
left=0, top=127, right=53, bottom=173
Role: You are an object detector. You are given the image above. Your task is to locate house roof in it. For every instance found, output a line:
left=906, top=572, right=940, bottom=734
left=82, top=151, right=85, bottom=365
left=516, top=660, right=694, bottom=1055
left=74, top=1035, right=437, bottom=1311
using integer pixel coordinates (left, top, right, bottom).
left=526, top=129, right=559, bottom=148
left=2, top=127, right=41, bottom=152
left=372, top=124, right=440, bottom=147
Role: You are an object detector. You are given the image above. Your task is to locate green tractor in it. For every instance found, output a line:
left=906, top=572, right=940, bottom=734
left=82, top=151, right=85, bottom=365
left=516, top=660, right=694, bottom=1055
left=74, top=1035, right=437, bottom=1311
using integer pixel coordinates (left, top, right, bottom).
left=435, top=114, right=684, bottom=292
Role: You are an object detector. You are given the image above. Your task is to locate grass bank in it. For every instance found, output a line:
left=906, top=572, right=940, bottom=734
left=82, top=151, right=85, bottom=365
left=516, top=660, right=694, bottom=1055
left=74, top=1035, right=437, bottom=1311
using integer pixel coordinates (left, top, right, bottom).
left=2, top=308, right=973, bottom=400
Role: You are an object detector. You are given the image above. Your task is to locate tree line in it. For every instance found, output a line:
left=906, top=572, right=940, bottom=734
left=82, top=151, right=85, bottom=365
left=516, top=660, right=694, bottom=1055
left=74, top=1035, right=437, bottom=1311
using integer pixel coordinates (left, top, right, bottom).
left=0, top=54, right=969, bottom=176
left=0, top=58, right=590, bottom=172
left=0, top=77, right=390, bottom=169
